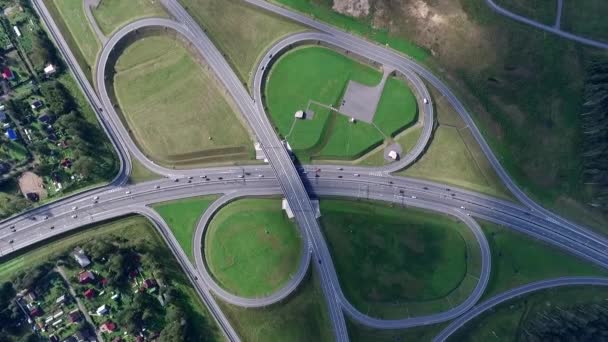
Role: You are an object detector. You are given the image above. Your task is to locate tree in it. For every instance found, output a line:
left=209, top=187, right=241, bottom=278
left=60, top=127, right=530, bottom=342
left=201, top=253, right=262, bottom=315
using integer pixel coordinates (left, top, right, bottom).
left=29, top=29, right=55, bottom=70
left=72, top=156, right=96, bottom=178
left=160, top=305, right=186, bottom=341
left=0, top=282, right=14, bottom=307
left=85, top=239, right=117, bottom=262
left=39, top=81, right=71, bottom=115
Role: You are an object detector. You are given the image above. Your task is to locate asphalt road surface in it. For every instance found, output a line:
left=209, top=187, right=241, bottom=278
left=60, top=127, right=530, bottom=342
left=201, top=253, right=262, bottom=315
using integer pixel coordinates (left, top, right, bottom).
left=13, top=0, right=608, bottom=340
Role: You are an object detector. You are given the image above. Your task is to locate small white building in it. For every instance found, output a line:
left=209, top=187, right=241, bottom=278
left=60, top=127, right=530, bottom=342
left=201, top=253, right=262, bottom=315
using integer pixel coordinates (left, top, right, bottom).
left=96, top=305, right=108, bottom=315
left=55, top=295, right=66, bottom=305
left=281, top=198, right=294, bottom=219
left=349, top=117, right=356, bottom=123
left=294, top=110, right=305, bottom=119
left=72, top=248, right=91, bottom=268
left=13, top=26, right=21, bottom=38
left=282, top=198, right=321, bottom=219
left=388, top=150, right=399, bottom=160
left=43, top=64, right=56, bottom=75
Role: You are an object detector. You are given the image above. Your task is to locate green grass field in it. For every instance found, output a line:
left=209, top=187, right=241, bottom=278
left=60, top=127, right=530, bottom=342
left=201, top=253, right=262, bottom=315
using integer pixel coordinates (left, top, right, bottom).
left=92, top=0, right=167, bottom=36
left=178, top=0, right=305, bottom=88
left=481, top=221, right=608, bottom=299
left=450, top=285, right=608, bottom=341
left=153, top=195, right=219, bottom=261
left=217, top=270, right=333, bottom=342
left=493, top=0, right=557, bottom=25
left=348, top=319, right=446, bottom=342
left=113, top=35, right=254, bottom=168
left=319, top=199, right=481, bottom=318
left=266, top=46, right=418, bottom=161
left=128, top=154, right=161, bottom=184
left=0, top=216, right=223, bottom=341
left=205, top=198, right=302, bottom=297
left=562, top=1, right=608, bottom=42
left=49, top=0, right=100, bottom=72
left=399, top=87, right=513, bottom=200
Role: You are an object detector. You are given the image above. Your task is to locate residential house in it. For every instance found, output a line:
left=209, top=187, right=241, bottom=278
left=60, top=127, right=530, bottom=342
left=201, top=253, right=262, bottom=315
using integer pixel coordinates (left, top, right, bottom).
left=68, top=309, right=81, bottom=323
left=96, top=304, right=108, bottom=315
left=2, top=67, right=14, bottom=80
left=99, top=321, right=116, bottom=333
left=78, top=270, right=95, bottom=284
left=84, top=288, right=95, bottom=299
left=43, top=64, right=56, bottom=76
left=73, top=248, right=91, bottom=268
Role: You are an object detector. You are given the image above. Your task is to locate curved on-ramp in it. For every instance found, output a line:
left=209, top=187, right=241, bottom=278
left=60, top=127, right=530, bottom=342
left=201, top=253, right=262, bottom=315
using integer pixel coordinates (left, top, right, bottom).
left=434, top=276, right=608, bottom=341
left=190, top=184, right=491, bottom=329
left=192, top=190, right=312, bottom=308
left=253, top=32, right=435, bottom=174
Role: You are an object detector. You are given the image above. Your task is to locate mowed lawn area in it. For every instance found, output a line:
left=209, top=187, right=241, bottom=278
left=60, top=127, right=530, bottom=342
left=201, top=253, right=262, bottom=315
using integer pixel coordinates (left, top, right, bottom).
left=480, top=220, right=608, bottom=299
left=563, top=1, right=608, bottom=42
left=399, top=86, right=513, bottom=200
left=153, top=195, right=219, bottom=262
left=113, top=35, right=255, bottom=168
left=266, top=46, right=418, bottom=162
left=0, top=216, right=223, bottom=341
left=205, top=198, right=303, bottom=298
left=92, top=0, right=167, bottom=36
left=46, top=0, right=100, bottom=75
left=178, top=0, right=305, bottom=87
left=217, top=270, right=333, bottom=342
left=319, top=199, right=480, bottom=319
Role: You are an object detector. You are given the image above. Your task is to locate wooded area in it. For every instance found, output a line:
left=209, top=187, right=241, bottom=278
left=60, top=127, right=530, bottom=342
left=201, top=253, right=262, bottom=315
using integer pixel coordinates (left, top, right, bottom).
left=581, top=61, right=608, bottom=210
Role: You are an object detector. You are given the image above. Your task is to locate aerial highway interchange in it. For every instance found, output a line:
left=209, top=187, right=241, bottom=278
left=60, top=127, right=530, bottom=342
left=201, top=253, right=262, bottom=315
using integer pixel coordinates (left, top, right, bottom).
left=1, top=0, right=608, bottom=341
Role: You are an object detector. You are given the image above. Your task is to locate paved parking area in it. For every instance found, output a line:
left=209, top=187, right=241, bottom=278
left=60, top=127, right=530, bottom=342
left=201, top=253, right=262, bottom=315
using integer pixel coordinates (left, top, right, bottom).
left=338, top=66, right=393, bottom=123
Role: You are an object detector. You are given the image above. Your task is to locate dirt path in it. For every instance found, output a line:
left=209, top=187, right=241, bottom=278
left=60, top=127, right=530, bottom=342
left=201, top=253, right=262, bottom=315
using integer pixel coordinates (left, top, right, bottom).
left=56, top=266, right=104, bottom=342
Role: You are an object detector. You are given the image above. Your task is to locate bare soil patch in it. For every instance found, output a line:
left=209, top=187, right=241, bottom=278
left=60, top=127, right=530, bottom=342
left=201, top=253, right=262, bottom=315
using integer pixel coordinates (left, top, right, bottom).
left=18, top=171, right=47, bottom=200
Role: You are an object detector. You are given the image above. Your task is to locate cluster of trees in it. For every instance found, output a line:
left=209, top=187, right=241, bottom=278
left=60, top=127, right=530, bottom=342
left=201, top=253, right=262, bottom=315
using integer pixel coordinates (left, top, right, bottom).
left=520, top=302, right=608, bottom=341
left=6, top=80, right=115, bottom=180
left=0, top=282, right=38, bottom=342
left=581, top=61, right=608, bottom=210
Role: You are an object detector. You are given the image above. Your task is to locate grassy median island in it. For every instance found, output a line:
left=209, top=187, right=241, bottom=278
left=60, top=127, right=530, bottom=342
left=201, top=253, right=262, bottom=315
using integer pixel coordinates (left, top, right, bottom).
left=0, top=216, right=223, bottom=341
left=205, top=198, right=303, bottom=298
left=398, top=86, right=513, bottom=200
left=217, top=270, right=333, bottom=341
left=46, top=0, right=100, bottom=78
left=153, top=195, right=219, bottom=262
left=92, top=0, right=167, bottom=36
left=266, top=46, right=418, bottom=162
left=319, top=199, right=481, bottom=319
left=113, top=35, right=255, bottom=168
left=481, top=220, right=608, bottom=299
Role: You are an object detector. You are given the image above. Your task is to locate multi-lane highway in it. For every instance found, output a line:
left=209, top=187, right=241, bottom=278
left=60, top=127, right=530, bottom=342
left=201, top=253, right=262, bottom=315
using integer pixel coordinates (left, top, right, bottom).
left=10, top=0, right=608, bottom=340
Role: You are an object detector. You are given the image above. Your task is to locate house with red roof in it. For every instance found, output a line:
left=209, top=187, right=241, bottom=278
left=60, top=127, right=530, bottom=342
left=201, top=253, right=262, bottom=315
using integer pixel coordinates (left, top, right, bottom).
left=78, top=270, right=95, bottom=284
left=143, top=278, right=157, bottom=290
left=68, top=309, right=81, bottom=323
left=100, top=321, right=116, bottom=333
left=83, top=288, right=95, bottom=299
left=2, top=67, right=14, bottom=80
